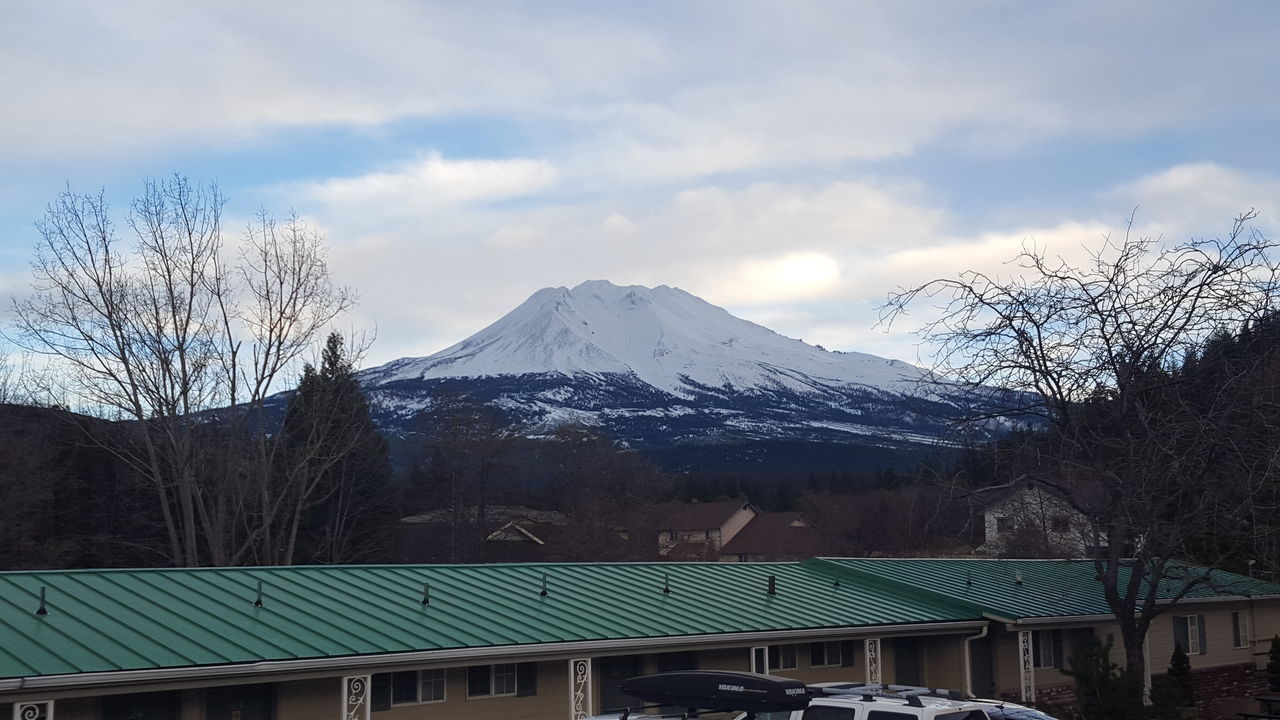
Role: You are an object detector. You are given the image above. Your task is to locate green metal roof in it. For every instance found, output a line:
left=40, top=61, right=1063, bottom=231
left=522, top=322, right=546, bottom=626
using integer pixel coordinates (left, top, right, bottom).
left=810, top=558, right=1280, bottom=621
left=0, top=562, right=980, bottom=680
left=7, top=558, right=1274, bottom=684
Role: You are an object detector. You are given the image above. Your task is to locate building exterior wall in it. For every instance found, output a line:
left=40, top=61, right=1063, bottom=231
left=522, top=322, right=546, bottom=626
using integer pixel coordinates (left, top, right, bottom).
left=10, top=602, right=1280, bottom=720
left=275, top=679, right=338, bottom=720
left=1148, top=602, right=1259, bottom=673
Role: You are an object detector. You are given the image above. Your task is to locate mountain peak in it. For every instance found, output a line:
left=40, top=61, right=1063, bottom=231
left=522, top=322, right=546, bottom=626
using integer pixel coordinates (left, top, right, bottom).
left=363, top=281, right=929, bottom=399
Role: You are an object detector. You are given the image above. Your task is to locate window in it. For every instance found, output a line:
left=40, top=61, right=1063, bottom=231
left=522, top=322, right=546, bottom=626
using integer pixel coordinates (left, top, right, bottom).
left=371, top=669, right=447, bottom=709
left=420, top=669, right=446, bottom=702
left=656, top=652, right=698, bottom=672
left=1050, top=515, right=1070, bottom=532
left=802, top=708, right=857, bottom=720
left=866, top=712, right=918, bottom=720
left=769, top=644, right=798, bottom=670
left=1233, top=610, right=1251, bottom=649
left=103, top=692, right=179, bottom=720
left=467, top=662, right=537, bottom=698
left=996, top=516, right=1014, bottom=533
left=1032, top=630, right=1062, bottom=669
left=1173, top=614, right=1207, bottom=655
left=809, top=640, right=853, bottom=668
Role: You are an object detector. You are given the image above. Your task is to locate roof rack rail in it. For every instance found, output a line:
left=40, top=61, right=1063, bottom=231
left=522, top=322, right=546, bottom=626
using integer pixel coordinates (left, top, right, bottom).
left=809, top=683, right=972, bottom=702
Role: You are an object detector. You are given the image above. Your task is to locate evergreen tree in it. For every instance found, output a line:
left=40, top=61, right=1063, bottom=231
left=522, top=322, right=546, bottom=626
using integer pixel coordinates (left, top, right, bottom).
left=282, top=333, right=394, bottom=564
left=1167, top=643, right=1194, bottom=707
left=1268, top=636, right=1280, bottom=692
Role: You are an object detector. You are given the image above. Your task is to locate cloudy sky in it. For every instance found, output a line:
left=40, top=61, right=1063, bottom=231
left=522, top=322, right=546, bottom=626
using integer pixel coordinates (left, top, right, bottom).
left=3, top=0, right=1279, bottom=368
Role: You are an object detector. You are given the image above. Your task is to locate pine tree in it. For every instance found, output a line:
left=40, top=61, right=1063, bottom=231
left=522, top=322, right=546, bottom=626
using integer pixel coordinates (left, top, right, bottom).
left=1168, top=643, right=1194, bottom=706
left=1267, top=636, right=1280, bottom=692
left=282, top=332, right=394, bottom=564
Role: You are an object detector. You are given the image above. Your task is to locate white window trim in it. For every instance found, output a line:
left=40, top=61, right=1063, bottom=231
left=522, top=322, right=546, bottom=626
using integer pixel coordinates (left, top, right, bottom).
left=812, top=641, right=843, bottom=668
left=1233, top=610, right=1251, bottom=649
left=774, top=644, right=798, bottom=671
left=1031, top=630, right=1057, bottom=669
left=467, top=663, right=520, bottom=699
left=1183, top=615, right=1201, bottom=655
left=388, top=669, right=447, bottom=707
left=418, top=668, right=447, bottom=704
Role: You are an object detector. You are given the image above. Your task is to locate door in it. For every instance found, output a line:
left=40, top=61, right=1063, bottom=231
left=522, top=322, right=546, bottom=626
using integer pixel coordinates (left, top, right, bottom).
left=752, top=646, right=769, bottom=674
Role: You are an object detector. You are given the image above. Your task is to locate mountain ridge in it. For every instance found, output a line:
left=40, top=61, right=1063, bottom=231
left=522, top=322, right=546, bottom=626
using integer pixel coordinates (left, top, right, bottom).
left=356, top=281, right=971, bottom=472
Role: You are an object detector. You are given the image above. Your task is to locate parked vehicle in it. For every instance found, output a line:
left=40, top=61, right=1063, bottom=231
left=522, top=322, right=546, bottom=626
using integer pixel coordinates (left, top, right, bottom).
left=583, top=671, right=1032, bottom=720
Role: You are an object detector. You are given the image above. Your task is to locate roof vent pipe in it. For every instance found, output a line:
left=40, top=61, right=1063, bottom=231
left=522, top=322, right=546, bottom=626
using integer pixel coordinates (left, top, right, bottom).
left=663, top=573, right=671, bottom=594
left=767, top=574, right=777, bottom=596
left=539, top=573, right=549, bottom=597
left=254, top=580, right=264, bottom=607
left=1015, top=570, right=1023, bottom=586
left=421, top=582, right=430, bottom=606
left=35, top=586, right=48, bottom=616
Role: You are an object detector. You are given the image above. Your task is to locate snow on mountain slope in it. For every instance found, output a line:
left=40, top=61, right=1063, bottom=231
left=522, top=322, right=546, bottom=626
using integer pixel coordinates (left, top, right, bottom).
left=363, top=280, right=935, bottom=400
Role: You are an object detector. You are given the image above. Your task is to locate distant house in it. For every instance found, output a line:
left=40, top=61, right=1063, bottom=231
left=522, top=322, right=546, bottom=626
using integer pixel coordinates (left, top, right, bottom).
left=652, top=499, right=759, bottom=560
left=976, top=478, right=1092, bottom=557
left=399, top=505, right=648, bottom=563
left=718, top=512, right=840, bottom=562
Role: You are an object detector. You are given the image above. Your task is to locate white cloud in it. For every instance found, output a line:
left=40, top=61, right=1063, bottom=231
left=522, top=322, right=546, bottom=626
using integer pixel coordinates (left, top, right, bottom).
left=6, top=1, right=1278, bottom=177
left=300, top=152, right=559, bottom=210
left=1109, top=163, right=1280, bottom=237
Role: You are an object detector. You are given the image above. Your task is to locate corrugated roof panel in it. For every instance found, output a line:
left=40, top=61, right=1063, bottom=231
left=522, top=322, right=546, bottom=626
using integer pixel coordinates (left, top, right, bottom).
left=811, top=558, right=1280, bottom=620
left=0, top=561, right=981, bottom=680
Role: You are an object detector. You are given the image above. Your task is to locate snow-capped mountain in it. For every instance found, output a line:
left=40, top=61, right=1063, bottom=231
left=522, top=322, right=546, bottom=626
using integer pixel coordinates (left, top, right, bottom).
left=360, top=280, right=972, bottom=471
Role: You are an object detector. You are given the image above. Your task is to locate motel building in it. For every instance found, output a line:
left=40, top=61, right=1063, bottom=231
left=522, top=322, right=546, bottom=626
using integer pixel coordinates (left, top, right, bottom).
left=2, top=558, right=1277, bottom=720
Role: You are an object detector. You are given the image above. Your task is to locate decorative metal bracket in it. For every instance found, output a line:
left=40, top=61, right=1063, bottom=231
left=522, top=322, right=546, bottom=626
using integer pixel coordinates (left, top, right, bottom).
left=14, top=702, right=53, bottom=720
left=1018, top=630, right=1035, bottom=702
left=343, top=675, right=370, bottom=720
left=865, top=638, right=882, bottom=684
left=570, top=658, right=593, bottom=719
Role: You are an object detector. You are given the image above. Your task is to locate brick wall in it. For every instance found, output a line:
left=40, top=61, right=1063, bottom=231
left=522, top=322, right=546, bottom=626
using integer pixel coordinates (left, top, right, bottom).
left=1154, top=663, right=1268, bottom=720
left=1032, top=683, right=1077, bottom=712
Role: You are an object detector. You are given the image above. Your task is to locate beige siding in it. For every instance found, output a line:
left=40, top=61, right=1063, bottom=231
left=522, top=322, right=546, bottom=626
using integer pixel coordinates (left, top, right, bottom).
left=274, top=679, right=338, bottom=720
left=1148, top=603, right=1257, bottom=672
left=922, top=636, right=967, bottom=690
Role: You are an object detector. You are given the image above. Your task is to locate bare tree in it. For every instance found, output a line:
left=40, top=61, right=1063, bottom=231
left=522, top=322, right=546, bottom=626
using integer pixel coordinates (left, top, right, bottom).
left=883, top=211, right=1280, bottom=683
left=11, top=176, right=355, bottom=566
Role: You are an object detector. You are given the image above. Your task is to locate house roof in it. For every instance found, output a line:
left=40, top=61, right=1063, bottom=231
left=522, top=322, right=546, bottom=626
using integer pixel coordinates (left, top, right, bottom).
left=814, top=557, right=1280, bottom=621
left=3, top=557, right=1275, bottom=686
left=719, top=513, right=834, bottom=558
left=400, top=506, right=568, bottom=525
left=651, top=500, right=756, bottom=530
left=0, top=561, right=978, bottom=681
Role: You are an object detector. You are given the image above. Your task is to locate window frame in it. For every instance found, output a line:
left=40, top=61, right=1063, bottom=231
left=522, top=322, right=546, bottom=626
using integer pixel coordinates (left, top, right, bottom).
left=810, top=640, right=843, bottom=668
left=769, top=644, right=799, bottom=671
left=418, top=668, right=447, bottom=704
left=1174, top=614, right=1206, bottom=655
left=466, top=662, right=536, bottom=699
left=1233, top=610, right=1251, bottom=649
left=373, top=668, right=448, bottom=709
left=1031, top=630, right=1062, bottom=669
